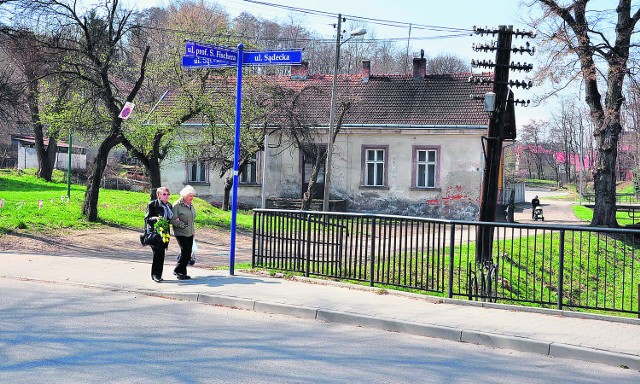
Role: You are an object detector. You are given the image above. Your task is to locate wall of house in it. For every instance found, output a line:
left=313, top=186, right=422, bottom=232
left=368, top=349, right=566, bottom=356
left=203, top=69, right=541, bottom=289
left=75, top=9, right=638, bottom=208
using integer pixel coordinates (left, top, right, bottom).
left=161, top=156, right=265, bottom=207
left=334, top=128, right=483, bottom=219
left=259, top=128, right=484, bottom=220
left=161, top=127, right=484, bottom=220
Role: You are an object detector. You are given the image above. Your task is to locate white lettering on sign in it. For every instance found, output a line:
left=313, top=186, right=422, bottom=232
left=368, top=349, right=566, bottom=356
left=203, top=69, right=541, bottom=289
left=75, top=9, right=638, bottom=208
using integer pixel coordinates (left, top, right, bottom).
left=264, top=53, right=290, bottom=63
left=214, top=50, right=237, bottom=61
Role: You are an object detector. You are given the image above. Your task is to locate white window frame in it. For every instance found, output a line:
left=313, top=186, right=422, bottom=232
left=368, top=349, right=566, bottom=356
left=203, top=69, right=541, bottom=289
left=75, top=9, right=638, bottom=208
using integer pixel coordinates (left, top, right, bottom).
left=187, top=159, right=208, bottom=184
left=413, top=146, right=439, bottom=189
left=362, top=146, right=387, bottom=187
left=240, top=153, right=260, bottom=184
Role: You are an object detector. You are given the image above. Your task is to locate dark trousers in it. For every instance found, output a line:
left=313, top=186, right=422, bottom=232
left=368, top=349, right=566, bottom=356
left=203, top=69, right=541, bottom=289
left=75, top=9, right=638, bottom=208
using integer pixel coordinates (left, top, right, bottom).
left=175, top=235, right=193, bottom=275
left=151, top=244, right=166, bottom=278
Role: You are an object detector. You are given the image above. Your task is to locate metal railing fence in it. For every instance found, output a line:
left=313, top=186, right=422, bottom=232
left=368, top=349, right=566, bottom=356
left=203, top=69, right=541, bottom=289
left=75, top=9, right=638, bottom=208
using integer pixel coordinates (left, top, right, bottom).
left=582, top=193, right=640, bottom=204
left=252, top=209, right=640, bottom=316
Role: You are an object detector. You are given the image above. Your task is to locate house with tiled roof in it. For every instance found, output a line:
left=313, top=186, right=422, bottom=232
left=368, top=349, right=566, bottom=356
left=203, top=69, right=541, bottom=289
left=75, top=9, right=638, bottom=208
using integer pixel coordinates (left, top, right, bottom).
left=161, top=57, right=493, bottom=219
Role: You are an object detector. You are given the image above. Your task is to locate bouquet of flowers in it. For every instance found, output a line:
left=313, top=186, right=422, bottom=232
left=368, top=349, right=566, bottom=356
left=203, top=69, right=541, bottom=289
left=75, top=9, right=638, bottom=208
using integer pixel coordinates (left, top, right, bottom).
left=156, top=218, right=171, bottom=243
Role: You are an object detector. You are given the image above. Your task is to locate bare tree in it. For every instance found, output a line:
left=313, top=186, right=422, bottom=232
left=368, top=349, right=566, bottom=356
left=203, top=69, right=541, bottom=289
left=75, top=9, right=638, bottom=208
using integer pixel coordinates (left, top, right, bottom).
left=199, top=78, right=272, bottom=211
left=528, top=0, right=640, bottom=227
left=0, top=30, right=65, bottom=181
left=122, top=1, right=234, bottom=196
left=520, top=120, right=550, bottom=179
left=266, top=83, right=352, bottom=210
left=426, top=52, right=470, bottom=74
left=622, top=75, right=640, bottom=188
left=16, top=0, right=150, bottom=221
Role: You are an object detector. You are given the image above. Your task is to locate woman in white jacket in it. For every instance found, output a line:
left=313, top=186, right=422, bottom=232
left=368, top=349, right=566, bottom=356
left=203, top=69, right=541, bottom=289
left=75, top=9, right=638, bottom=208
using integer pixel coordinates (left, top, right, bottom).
left=172, top=185, right=197, bottom=280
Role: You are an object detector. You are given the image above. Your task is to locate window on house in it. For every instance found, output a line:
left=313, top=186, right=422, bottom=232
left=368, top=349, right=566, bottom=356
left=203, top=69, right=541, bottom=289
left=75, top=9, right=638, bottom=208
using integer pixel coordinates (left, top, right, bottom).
left=187, top=159, right=208, bottom=183
left=363, top=147, right=387, bottom=186
left=414, top=147, right=439, bottom=188
left=240, top=153, right=259, bottom=184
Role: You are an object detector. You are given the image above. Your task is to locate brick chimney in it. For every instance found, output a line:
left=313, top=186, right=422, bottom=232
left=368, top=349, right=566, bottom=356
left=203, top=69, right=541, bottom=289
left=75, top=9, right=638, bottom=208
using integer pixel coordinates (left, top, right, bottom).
left=412, top=57, right=426, bottom=80
left=361, top=60, right=371, bottom=82
left=291, top=61, right=309, bottom=80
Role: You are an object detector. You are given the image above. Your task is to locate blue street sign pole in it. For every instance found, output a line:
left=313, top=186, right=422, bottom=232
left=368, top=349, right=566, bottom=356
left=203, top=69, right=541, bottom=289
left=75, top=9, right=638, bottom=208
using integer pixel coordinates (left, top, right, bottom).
left=182, top=41, right=302, bottom=275
left=229, top=43, right=244, bottom=276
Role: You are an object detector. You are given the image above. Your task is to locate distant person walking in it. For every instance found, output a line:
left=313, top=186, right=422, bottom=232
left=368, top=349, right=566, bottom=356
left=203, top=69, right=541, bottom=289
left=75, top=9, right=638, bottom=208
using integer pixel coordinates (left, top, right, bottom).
left=531, top=195, right=540, bottom=219
left=172, top=185, right=197, bottom=280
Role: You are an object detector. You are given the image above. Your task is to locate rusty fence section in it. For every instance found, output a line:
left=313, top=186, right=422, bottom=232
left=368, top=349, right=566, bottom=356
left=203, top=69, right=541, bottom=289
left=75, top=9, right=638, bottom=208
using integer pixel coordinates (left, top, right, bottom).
left=252, top=209, right=640, bottom=316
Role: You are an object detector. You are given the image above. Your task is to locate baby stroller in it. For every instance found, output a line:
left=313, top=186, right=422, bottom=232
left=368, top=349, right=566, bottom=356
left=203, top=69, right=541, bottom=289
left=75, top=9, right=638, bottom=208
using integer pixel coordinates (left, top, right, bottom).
left=533, top=207, right=544, bottom=221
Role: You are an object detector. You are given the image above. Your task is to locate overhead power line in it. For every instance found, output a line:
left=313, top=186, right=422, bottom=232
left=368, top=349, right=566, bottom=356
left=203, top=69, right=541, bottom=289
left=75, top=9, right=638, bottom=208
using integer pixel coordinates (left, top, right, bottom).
left=242, top=0, right=473, bottom=34
left=139, top=24, right=469, bottom=45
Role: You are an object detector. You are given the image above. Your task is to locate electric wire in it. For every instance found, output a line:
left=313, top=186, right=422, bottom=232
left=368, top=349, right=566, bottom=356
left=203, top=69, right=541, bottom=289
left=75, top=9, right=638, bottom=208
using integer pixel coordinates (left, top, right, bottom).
left=135, top=0, right=475, bottom=46
left=242, top=0, right=473, bottom=33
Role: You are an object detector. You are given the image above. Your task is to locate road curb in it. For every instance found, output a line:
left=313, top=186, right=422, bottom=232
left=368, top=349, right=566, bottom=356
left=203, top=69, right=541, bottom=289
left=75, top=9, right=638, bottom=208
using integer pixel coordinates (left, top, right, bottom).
left=153, top=289, right=640, bottom=371
left=461, top=330, right=551, bottom=355
left=549, top=343, right=640, bottom=370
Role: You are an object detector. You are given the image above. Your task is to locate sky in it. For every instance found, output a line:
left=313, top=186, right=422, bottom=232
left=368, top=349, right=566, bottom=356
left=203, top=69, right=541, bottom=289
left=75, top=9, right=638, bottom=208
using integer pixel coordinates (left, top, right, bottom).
left=123, top=0, right=545, bottom=127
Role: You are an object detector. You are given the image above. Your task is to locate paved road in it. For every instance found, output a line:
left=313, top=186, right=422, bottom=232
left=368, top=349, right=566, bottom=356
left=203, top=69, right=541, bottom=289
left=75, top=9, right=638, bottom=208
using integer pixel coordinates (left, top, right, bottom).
left=1, top=278, right=638, bottom=384
left=2, top=253, right=640, bottom=373
left=513, top=190, right=587, bottom=225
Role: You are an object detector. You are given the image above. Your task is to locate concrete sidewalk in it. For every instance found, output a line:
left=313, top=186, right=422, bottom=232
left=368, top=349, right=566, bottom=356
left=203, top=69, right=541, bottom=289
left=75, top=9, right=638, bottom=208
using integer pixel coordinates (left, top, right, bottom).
left=2, top=252, right=640, bottom=370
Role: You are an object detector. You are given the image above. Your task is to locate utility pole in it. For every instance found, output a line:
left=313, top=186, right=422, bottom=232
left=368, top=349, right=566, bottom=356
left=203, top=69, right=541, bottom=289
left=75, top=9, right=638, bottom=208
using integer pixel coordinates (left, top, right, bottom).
left=471, top=25, right=535, bottom=265
left=323, top=14, right=343, bottom=213
left=477, top=26, right=512, bottom=264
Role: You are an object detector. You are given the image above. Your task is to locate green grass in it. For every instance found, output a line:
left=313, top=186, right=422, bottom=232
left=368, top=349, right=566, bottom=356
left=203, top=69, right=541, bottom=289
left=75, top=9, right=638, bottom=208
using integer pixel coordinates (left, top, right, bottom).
left=0, top=168, right=254, bottom=234
left=522, top=178, right=559, bottom=187
left=253, top=211, right=640, bottom=316
left=572, top=203, right=640, bottom=226
left=617, top=181, right=635, bottom=194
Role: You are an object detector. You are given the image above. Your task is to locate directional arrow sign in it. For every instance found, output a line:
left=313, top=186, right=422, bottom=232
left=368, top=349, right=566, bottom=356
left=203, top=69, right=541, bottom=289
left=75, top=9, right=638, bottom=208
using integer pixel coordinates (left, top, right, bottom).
left=243, top=50, right=303, bottom=66
left=182, top=55, right=234, bottom=69
left=185, top=42, right=238, bottom=63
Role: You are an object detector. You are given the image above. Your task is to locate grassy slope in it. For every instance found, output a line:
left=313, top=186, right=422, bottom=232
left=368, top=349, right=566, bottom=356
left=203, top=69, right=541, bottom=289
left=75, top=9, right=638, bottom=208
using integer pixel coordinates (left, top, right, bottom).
left=0, top=169, right=253, bottom=234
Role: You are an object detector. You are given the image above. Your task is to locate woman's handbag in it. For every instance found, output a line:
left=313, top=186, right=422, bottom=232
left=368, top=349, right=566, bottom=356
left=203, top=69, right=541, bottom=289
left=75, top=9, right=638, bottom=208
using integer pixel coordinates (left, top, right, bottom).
left=140, top=228, right=163, bottom=246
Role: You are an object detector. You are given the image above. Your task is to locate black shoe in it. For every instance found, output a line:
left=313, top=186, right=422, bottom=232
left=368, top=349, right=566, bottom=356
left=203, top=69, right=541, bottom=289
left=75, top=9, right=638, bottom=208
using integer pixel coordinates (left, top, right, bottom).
left=152, top=276, right=163, bottom=282
left=176, top=275, right=191, bottom=280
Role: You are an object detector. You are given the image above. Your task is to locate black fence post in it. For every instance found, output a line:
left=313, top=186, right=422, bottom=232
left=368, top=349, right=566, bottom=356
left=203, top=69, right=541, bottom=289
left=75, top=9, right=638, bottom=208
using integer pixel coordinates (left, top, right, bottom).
left=448, top=223, right=455, bottom=298
left=305, top=213, right=312, bottom=277
left=557, top=229, right=565, bottom=311
left=370, top=216, right=376, bottom=288
left=251, top=211, right=257, bottom=268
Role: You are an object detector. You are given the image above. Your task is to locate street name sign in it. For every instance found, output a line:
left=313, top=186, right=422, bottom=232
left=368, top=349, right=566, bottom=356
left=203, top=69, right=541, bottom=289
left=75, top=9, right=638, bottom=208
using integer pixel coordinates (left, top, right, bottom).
left=183, top=43, right=303, bottom=68
left=185, top=42, right=238, bottom=63
left=243, top=50, right=303, bottom=66
left=181, top=55, right=233, bottom=69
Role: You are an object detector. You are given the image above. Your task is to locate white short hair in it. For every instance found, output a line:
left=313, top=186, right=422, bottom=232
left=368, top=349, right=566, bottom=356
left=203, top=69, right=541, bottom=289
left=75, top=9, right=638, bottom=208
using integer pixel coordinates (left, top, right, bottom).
left=180, top=185, right=196, bottom=199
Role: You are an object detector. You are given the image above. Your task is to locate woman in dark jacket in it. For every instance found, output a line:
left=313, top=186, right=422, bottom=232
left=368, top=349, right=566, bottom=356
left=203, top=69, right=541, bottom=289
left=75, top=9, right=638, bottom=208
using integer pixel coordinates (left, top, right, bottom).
left=144, top=186, right=185, bottom=282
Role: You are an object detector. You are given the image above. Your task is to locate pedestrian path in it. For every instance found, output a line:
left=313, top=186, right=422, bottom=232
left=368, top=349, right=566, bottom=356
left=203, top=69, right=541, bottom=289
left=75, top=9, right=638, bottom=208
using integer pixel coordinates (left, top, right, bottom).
left=2, top=252, right=640, bottom=370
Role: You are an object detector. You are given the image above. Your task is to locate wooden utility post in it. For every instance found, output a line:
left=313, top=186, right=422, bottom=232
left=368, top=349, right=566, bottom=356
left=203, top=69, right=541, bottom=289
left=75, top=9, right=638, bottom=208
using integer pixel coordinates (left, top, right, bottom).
left=476, top=26, right=513, bottom=263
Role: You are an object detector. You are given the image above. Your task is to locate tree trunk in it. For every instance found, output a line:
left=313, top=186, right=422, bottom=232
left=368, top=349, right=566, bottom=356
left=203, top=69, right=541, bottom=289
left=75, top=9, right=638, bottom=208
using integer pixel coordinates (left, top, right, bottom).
left=222, top=176, right=232, bottom=211
left=147, top=159, right=162, bottom=200
left=120, top=135, right=162, bottom=200
left=590, top=120, right=620, bottom=227
left=34, top=126, right=55, bottom=181
left=82, top=132, right=121, bottom=222
left=301, top=156, right=323, bottom=211
left=26, top=80, right=55, bottom=181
